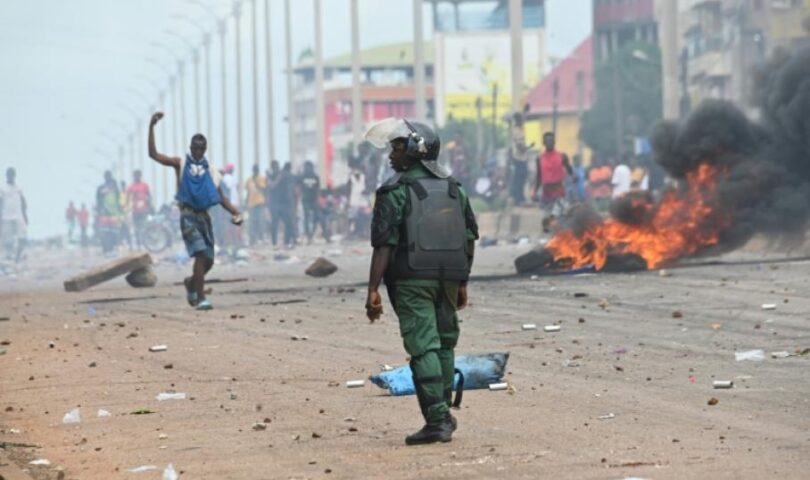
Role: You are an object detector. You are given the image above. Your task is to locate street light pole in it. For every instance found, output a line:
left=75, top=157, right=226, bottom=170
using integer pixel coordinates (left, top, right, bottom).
left=509, top=0, right=524, bottom=115
left=219, top=20, right=228, bottom=166
left=251, top=0, right=260, bottom=168
left=284, top=0, right=296, bottom=165
left=350, top=0, right=363, bottom=154
left=264, top=0, right=276, bottom=165
left=234, top=1, right=245, bottom=185
left=314, top=0, right=326, bottom=177
left=413, top=0, right=426, bottom=120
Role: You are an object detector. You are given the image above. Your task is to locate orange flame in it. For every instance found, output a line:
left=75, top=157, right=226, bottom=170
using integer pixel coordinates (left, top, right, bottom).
left=546, top=164, right=731, bottom=270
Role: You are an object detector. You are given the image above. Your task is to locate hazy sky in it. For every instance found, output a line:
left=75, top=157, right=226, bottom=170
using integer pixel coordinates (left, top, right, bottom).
left=0, top=0, right=591, bottom=238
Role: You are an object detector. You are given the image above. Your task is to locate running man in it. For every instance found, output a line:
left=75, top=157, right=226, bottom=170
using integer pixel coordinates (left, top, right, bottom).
left=148, top=112, right=243, bottom=310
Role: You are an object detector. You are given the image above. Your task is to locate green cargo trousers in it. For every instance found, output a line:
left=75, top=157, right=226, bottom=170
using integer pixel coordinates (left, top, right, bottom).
left=390, top=282, right=460, bottom=425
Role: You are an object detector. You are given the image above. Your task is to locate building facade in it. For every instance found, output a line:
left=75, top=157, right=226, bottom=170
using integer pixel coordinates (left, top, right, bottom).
left=292, top=43, right=435, bottom=186
left=593, top=0, right=659, bottom=63
left=676, top=0, right=810, bottom=113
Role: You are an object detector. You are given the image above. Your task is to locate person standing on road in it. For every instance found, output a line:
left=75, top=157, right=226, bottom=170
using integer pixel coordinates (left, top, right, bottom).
left=245, top=164, right=267, bottom=246
left=95, top=171, right=122, bottom=256
left=78, top=203, right=90, bottom=248
left=299, top=160, right=322, bottom=244
left=65, top=201, right=78, bottom=243
left=148, top=111, right=243, bottom=311
left=0, top=168, right=28, bottom=263
left=533, top=132, right=574, bottom=217
left=364, top=118, right=478, bottom=446
left=612, top=156, right=632, bottom=198
left=127, top=170, right=152, bottom=248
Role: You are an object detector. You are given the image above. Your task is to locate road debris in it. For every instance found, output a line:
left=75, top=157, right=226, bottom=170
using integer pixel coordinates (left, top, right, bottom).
left=252, top=422, right=268, bottom=431
left=544, top=325, right=561, bottom=333
left=130, top=408, right=155, bottom=415
left=29, top=459, right=51, bottom=466
left=672, top=310, right=683, bottom=318
left=97, top=409, right=111, bottom=417
left=522, top=324, right=537, bottom=331
left=346, top=380, right=365, bottom=388
left=771, top=351, right=791, bottom=359
left=128, top=465, right=158, bottom=473
left=713, top=380, right=734, bottom=389
left=761, top=304, right=777, bottom=310
left=156, top=392, right=187, bottom=401
left=149, top=345, right=168, bottom=352
left=305, top=257, right=338, bottom=278
left=597, top=413, right=616, bottom=420
left=489, top=383, right=508, bottom=391
left=64, top=253, right=153, bottom=292
left=125, top=267, right=158, bottom=288
left=708, top=397, right=719, bottom=406
left=62, top=408, right=81, bottom=424
left=163, top=464, right=179, bottom=480
left=290, top=335, right=309, bottom=341
left=735, top=349, right=765, bottom=362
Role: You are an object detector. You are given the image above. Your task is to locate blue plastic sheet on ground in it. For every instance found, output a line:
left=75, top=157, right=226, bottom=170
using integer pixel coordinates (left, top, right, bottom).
left=369, top=352, right=509, bottom=396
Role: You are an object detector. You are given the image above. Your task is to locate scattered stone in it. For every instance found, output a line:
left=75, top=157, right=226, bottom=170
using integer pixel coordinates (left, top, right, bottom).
left=574, top=292, right=588, bottom=298
left=88, top=361, right=97, bottom=368
left=164, top=364, right=174, bottom=369
left=311, top=432, right=322, bottom=438
left=708, top=397, right=719, bottom=406
left=125, top=267, right=157, bottom=288
left=305, top=257, right=338, bottom=278
left=771, top=351, right=791, bottom=359
left=672, top=311, right=683, bottom=318
left=252, top=422, right=268, bottom=431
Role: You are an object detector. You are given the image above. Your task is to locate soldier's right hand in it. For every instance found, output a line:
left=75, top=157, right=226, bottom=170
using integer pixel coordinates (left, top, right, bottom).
left=150, top=112, right=164, bottom=126
left=365, top=290, right=383, bottom=323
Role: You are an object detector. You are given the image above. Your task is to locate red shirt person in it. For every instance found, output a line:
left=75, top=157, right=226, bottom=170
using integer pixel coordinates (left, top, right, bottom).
left=534, top=132, right=573, bottom=202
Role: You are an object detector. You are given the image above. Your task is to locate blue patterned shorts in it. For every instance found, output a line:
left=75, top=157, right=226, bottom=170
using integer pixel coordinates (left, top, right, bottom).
left=180, top=208, right=215, bottom=259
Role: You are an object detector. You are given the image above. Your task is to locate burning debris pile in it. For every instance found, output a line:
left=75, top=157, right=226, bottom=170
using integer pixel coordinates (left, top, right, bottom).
left=517, top=47, right=810, bottom=274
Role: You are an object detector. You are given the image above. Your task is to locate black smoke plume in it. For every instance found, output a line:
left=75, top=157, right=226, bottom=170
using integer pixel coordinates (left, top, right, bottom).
left=650, top=46, right=810, bottom=250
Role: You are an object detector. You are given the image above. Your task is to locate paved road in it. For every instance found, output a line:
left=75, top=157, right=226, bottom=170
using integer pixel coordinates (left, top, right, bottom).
left=1, top=243, right=808, bottom=479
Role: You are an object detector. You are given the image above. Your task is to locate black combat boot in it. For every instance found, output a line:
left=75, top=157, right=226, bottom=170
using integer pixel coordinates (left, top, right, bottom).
left=444, top=388, right=458, bottom=432
left=405, top=415, right=454, bottom=446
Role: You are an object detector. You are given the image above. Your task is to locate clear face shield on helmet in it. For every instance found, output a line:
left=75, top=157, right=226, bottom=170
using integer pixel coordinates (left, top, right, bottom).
left=363, top=118, right=451, bottom=179
left=363, top=118, right=413, bottom=149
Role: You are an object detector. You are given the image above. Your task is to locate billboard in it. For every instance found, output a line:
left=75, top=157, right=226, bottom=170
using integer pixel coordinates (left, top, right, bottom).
left=433, top=30, right=547, bottom=125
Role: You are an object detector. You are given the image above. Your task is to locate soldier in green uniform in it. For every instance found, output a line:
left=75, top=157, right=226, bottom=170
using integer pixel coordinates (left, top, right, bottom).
left=364, top=118, right=478, bottom=445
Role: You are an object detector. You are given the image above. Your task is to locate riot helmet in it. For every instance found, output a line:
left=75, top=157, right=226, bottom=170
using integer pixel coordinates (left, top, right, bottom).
left=364, top=118, right=450, bottom=178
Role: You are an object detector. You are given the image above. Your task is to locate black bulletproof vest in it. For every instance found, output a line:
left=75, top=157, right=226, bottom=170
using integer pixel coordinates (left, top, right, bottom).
left=388, top=177, right=470, bottom=282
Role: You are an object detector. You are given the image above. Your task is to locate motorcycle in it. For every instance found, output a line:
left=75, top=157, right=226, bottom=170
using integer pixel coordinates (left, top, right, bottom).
left=140, top=211, right=175, bottom=254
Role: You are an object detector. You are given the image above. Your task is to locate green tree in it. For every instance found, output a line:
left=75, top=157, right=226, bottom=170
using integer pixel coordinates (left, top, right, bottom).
left=580, top=41, right=663, bottom=159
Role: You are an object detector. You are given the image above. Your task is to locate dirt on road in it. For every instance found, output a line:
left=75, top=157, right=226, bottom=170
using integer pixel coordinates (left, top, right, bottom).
left=1, top=243, right=809, bottom=479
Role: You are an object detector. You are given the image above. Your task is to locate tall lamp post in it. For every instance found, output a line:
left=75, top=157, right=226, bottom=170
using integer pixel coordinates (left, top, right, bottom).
left=187, top=0, right=229, bottom=168
left=172, top=14, right=214, bottom=144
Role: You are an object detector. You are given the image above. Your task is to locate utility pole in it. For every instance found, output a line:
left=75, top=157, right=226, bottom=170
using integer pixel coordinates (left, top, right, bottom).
left=203, top=33, right=213, bottom=143
left=218, top=20, right=228, bottom=167
left=234, top=1, right=245, bottom=186
left=314, top=0, right=327, bottom=176
left=575, top=71, right=585, bottom=157
left=178, top=60, right=187, bottom=147
left=284, top=0, right=296, bottom=165
left=413, top=0, right=427, bottom=120
left=251, top=0, right=260, bottom=168
left=118, top=145, right=126, bottom=185
left=192, top=49, right=201, bottom=133
left=169, top=76, right=178, bottom=202
left=265, top=0, right=276, bottom=164
left=350, top=0, right=363, bottom=154
left=509, top=0, right=524, bottom=116
left=658, top=0, right=680, bottom=119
